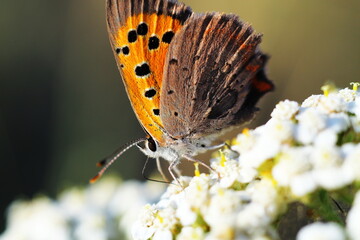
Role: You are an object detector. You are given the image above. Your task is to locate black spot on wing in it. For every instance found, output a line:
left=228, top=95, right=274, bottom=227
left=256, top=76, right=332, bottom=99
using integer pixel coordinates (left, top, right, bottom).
left=148, top=36, right=160, bottom=50
left=137, top=22, right=148, bottom=35
left=128, top=30, right=137, bottom=43
left=135, top=62, right=151, bottom=77
left=145, top=89, right=156, bottom=98
left=153, top=109, right=160, bottom=116
left=162, top=31, right=174, bottom=44
left=122, top=46, right=130, bottom=55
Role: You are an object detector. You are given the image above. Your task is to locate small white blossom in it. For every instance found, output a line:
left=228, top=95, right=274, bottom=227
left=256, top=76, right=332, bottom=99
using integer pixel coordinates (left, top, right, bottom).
left=342, top=144, right=360, bottom=182
left=350, top=116, right=360, bottom=132
left=74, top=210, right=107, bottom=240
left=318, top=93, right=347, bottom=113
left=132, top=204, right=157, bottom=240
left=295, top=108, right=326, bottom=144
left=0, top=197, right=69, bottom=240
left=326, top=113, right=350, bottom=133
left=310, top=145, right=342, bottom=169
left=297, top=222, right=345, bottom=240
left=290, top=172, right=317, bottom=196
left=338, top=88, right=356, bottom=102
left=270, top=100, right=299, bottom=120
left=58, top=187, right=86, bottom=219
left=264, top=119, right=295, bottom=143
left=301, top=94, right=322, bottom=108
left=347, top=191, right=360, bottom=240
left=178, top=227, right=205, bottom=240
left=152, top=229, right=173, bottom=240
left=272, top=147, right=312, bottom=186
left=349, top=97, right=360, bottom=116
left=313, top=129, right=338, bottom=147
left=232, top=129, right=257, bottom=154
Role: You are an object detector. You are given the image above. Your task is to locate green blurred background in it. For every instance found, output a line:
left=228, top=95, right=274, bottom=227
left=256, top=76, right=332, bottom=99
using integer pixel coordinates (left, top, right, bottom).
left=1, top=0, right=359, bottom=232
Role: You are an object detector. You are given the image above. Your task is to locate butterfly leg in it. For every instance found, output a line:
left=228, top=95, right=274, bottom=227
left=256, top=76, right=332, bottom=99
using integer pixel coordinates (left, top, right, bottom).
left=168, top=159, right=183, bottom=187
left=183, top=154, right=220, bottom=179
left=203, top=142, right=225, bottom=150
left=156, top=157, right=169, bottom=182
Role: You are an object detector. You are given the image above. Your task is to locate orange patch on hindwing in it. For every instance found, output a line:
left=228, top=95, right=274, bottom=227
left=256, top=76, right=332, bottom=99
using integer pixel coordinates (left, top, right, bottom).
left=113, top=14, right=183, bottom=144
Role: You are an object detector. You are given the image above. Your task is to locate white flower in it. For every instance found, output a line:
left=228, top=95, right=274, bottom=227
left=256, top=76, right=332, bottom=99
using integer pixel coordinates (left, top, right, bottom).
left=264, top=119, right=295, bottom=143
left=0, top=197, right=70, bottom=240
left=204, top=225, right=235, bottom=240
left=347, top=191, right=360, bottom=240
left=296, top=222, right=345, bottom=240
left=290, top=172, right=317, bottom=196
left=310, top=145, right=342, bottom=169
left=295, top=108, right=326, bottom=144
left=236, top=180, right=283, bottom=235
left=74, top=210, right=107, bottom=240
left=239, top=132, right=280, bottom=168
left=348, top=96, right=360, bottom=116
left=132, top=204, right=157, bottom=240
left=85, top=177, right=119, bottom=210
left=272, top=147, right=312, bottom=186
left=58, top=187, right=86, bottom=219
left=350, top=116, right=360, bottom=132
left=338, top=88, right=356, bottom=102
left=212, top=158, right=256, bottom=187
left=342, top=144, right=360, bottom=182
left=250, top=179, right=286, bottom=219
left=178, top=227, right=205, bottom=240
left=205, top=188, right=242, bottom=228
left=176, top=201, right=197, bottom=226
left=182, top=175, right=211, bottom=209
left=301, top=94, right=322, bottom=108
left=313, top=167, right=350, bottom=190
left=270, top=100, right=299, bottom=120
left=152, top=207, right=178, bottom=233
left=318, top=93, right=347, bottom=113
left=109, top=181, right=164, bottom=239
left=232, top=129, right=257, bottom=154
left=313, top=129, right=338, bottom=147
left=326, top=113, right=350, bottom=133
left=152, top=229, right=173, bottom=240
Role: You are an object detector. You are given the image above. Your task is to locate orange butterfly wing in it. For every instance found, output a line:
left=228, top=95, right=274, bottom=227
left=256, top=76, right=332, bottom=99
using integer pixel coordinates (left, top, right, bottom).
left=106, top=0, right=192, bottom=144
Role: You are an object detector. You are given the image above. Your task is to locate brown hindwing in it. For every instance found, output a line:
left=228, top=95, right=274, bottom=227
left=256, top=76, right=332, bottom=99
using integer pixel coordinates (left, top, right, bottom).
left=160, top=13, right=274, bottom=139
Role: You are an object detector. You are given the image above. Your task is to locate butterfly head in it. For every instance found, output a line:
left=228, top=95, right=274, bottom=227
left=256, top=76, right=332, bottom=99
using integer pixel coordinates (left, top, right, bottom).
left=138, top=136, right=179, bottom=162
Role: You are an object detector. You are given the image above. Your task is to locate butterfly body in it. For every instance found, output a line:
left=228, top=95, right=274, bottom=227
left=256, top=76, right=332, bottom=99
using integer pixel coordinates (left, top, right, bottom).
left=105, top=0, right=274, bottom=176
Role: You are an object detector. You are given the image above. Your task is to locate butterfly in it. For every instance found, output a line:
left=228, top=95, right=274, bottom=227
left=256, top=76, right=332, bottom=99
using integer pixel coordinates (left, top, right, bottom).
left=91, top=0, right=274, bottom=183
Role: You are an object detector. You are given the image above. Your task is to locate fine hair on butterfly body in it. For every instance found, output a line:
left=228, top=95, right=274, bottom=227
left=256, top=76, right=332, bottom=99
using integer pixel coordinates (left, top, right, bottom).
left=92, top=0, right=274, bottom=183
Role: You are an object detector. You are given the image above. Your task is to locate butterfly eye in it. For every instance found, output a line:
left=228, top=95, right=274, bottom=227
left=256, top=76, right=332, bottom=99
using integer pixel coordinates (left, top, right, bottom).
left=147, top=137, right=157, bottom=152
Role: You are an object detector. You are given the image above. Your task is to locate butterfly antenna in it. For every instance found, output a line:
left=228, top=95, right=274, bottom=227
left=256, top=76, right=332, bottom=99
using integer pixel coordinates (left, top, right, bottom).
left=90, top=138, right=147, bottom=183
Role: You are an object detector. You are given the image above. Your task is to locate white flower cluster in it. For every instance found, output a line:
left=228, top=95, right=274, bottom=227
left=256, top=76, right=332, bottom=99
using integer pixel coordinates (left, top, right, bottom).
left=0, top=177, right=164, bottom=240
left=2, top=85, right=360, bottom=240
left=133, top=85, right=360, bottom=240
